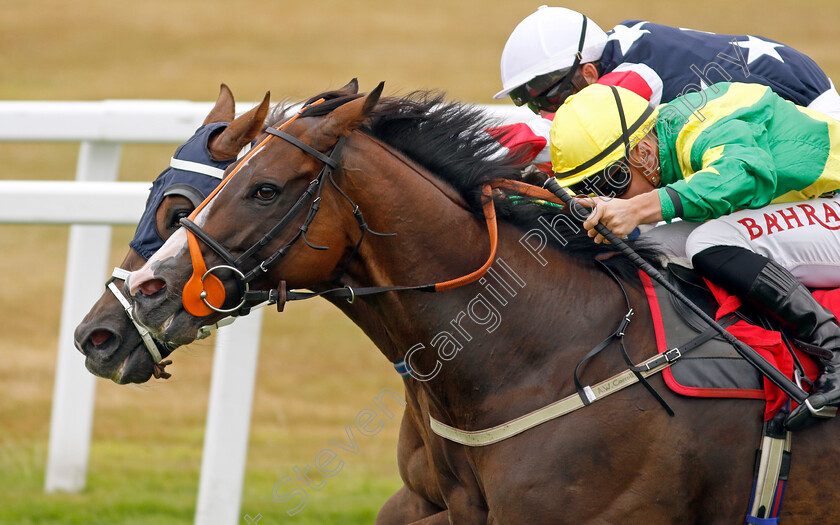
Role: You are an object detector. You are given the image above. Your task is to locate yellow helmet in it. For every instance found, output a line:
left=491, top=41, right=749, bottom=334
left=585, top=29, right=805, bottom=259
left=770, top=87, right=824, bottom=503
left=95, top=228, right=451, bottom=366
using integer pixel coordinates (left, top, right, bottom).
left=550, top=84, right=658, bottom=188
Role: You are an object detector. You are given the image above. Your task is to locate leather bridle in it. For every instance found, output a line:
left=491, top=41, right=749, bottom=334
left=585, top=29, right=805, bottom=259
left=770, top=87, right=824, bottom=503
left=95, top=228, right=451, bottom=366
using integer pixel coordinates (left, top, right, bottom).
left=107, top=267, right=164, bottom=362
left=179, top=127, right=349, bottom=315
left=106, top=266, right=234, bottom=363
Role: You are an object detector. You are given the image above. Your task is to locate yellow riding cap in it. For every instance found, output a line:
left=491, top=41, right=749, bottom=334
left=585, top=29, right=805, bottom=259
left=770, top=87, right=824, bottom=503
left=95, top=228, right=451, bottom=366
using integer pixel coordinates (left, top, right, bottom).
left=550, top=84, right=658, bottom=187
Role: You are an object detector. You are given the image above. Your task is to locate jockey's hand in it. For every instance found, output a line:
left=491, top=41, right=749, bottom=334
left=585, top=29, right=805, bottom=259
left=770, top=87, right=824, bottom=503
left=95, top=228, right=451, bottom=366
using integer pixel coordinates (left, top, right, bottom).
left=579, top=192, right=664, bottom=244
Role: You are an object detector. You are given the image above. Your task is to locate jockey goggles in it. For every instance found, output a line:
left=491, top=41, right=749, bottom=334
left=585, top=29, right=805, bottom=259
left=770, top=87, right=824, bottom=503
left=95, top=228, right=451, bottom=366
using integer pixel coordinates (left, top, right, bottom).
left=509, top=13, right=588, bottom=114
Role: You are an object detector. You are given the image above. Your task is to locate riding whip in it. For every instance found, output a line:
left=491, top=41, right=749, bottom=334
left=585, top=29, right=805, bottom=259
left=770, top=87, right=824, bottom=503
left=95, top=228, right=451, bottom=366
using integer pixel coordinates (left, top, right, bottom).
left=543, top=177, right=808, bottom=405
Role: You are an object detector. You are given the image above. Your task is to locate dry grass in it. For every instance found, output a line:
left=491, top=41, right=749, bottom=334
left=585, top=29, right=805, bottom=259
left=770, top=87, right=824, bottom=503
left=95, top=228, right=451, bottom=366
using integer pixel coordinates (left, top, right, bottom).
left=1, top=0, right=838, bottom=522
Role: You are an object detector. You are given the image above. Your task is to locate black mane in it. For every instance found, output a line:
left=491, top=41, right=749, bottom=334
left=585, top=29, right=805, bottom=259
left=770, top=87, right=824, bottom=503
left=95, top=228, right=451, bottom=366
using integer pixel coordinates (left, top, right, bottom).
left=361, top=91, right=664, bottom=280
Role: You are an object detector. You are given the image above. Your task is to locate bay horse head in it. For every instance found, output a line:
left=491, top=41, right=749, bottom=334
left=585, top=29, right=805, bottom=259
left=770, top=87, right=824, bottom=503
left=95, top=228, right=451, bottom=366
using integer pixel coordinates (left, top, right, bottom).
left=73, top=84, right=271, bottom=383
left=127, top=83, right=392, bottom=344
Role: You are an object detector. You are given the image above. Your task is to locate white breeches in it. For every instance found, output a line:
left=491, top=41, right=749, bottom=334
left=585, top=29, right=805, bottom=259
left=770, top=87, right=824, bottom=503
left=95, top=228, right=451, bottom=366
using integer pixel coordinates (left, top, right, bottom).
left=684, top=197, right=840, bottom=288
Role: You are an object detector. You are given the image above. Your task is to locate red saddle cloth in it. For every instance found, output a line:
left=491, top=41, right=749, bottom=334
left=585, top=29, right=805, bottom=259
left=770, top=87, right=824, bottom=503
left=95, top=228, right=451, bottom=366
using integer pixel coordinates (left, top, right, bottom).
left=641, top=272, right=839, bottom=420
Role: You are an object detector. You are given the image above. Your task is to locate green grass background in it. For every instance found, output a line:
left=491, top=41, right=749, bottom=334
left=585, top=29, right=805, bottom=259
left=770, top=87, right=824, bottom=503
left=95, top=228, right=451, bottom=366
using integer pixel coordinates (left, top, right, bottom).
left=1, top=1, right=838, bottom=523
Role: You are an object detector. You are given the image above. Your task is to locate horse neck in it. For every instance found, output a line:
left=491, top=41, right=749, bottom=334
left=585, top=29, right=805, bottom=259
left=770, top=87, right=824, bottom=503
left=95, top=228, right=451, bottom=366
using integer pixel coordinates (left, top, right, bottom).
left=322, top=132, right=487, bottom=346
left=326, top=133, right=644, bottom=420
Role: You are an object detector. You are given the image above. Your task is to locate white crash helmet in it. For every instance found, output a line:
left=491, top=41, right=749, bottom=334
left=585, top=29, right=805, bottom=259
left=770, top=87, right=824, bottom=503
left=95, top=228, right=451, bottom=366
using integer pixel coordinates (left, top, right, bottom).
left=494, top=6, right=608, bottom=100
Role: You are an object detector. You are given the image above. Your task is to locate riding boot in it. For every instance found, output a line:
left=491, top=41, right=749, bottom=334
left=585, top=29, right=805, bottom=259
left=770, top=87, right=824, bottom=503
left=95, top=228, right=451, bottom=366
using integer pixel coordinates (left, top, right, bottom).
left=744, top=260, right=840, bottom=430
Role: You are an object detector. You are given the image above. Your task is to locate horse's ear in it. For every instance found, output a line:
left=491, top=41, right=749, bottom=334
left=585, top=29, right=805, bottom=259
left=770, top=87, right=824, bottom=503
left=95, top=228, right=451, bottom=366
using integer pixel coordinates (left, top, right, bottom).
left=203, top=83, right=236, bottom=125
left=315, top=82, right=383, bottom=143
left=337, top=78, right=359, bottom=96
left=208, top=91, right=270, bottom=161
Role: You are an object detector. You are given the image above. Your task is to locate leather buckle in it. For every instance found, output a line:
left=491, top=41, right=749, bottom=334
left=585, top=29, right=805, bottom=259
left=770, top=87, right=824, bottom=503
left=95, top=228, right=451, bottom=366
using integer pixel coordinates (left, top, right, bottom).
left=642, top=347, right=682, bottom=372
left=616, top=308, right=635, bottom=337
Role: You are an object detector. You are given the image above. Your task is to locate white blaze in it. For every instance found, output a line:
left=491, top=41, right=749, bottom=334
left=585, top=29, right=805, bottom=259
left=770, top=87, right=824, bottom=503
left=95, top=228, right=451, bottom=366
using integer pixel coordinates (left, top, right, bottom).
left=128, top=227, right=188, bottom=295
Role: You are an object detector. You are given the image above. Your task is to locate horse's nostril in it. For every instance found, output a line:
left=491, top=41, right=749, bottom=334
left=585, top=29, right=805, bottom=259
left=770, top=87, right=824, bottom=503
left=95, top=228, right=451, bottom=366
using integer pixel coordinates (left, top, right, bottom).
left=140, top=279, right=166, bottom=296
left=89, top=329, right=112, bottom=347
left=80, top=328, right=120, bottom=360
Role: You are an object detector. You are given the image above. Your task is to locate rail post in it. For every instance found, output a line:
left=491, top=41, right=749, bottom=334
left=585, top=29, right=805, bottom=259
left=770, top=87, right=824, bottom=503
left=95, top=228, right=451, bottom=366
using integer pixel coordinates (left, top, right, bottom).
left=45, top=141, right=122, bottom=492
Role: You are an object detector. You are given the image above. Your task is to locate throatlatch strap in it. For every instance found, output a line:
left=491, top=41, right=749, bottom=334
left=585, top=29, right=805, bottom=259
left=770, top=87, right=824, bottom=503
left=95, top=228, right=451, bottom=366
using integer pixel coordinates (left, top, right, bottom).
left=253, top=183, right=501, bottom=311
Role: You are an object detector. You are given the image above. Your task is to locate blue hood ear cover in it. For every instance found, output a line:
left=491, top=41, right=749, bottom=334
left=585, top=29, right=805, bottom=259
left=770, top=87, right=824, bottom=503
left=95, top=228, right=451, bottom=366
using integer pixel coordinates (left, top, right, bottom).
left=129, top=122, right=238, bottom=260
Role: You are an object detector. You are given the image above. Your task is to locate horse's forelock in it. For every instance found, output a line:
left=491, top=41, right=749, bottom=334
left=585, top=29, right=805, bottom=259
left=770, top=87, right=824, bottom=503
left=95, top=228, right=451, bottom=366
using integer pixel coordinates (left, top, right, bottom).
left=264, top=100, right=294, bottom=129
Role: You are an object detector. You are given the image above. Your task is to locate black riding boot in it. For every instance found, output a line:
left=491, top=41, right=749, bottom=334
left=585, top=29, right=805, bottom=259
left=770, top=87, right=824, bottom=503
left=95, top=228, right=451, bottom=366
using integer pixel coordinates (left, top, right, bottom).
left=693, top=246, right=840, bottom=430
left=745, top=260, right=840, bottom=430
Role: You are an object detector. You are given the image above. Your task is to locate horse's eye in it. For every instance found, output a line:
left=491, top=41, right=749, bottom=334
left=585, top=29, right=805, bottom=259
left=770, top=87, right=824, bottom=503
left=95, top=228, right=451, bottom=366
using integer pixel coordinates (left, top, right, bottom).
left=254, top=184, right=278, bottom=201
left=169, top=210, right=191, bottom=229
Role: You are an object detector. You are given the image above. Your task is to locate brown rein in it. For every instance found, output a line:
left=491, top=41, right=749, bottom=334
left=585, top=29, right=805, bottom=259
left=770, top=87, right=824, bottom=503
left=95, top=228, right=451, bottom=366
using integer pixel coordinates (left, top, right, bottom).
left=271, top=178, right=568, bottom=310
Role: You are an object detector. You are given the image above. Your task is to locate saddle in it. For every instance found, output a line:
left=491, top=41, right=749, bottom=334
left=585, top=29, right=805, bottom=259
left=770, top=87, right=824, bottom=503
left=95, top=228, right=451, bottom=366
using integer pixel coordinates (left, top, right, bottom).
left=641, top=264, right=822, bottom=420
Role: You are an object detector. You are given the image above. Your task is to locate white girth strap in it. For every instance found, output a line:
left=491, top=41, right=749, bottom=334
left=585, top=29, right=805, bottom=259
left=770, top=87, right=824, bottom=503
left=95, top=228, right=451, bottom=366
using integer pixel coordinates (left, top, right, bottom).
left=108, top=267, right=162, bottom=363
left=429, top=350, right=677, bottom=447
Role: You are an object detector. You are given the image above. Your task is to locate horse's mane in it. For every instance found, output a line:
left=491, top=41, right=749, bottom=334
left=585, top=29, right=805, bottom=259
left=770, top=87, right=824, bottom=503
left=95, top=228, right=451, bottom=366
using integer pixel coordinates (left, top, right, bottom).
left=274, top=89, right=665, bottom=281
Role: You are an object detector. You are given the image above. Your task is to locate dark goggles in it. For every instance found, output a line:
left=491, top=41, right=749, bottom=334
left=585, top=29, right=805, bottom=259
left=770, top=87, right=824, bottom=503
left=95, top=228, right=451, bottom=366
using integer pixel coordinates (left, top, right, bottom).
left=527, top=74, right=579, bottom=114
left=509, top=68, right=572, bottom=107
left=508, top=12, right=588, bottom=114
left=510, top=68, right=578, bottom=114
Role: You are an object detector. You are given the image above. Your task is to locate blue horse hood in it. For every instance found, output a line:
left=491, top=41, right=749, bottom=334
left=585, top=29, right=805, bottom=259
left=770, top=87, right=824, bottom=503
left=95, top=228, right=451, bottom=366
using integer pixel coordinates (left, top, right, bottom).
left=129, top=122, right=239, bottom=260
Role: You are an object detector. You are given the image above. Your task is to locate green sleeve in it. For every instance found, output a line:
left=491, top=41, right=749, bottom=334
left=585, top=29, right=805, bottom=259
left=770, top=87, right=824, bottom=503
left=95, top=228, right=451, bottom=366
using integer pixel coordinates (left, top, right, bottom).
left=664, top=120, right=778, bottom=221
left=657, top=188, right=676, bottom=222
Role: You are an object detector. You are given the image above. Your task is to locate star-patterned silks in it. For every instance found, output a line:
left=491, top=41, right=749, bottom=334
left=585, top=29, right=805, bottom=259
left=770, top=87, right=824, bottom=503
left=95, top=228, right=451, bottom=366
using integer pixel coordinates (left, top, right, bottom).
left=733, top=35, right=786, bottom=64
left=593, top=20, right=836, bottom=119
left=608, top=21, right=650, bottom=56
